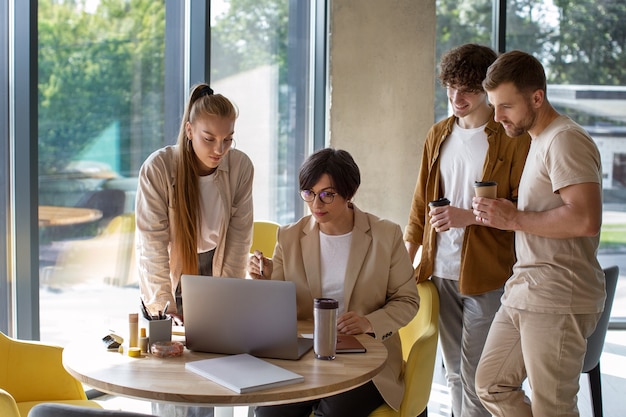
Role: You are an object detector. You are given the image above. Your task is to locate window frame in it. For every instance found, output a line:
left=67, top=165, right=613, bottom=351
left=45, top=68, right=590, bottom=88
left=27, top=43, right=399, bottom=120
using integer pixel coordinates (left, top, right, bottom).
left=1, top=0, right=328, bottom=338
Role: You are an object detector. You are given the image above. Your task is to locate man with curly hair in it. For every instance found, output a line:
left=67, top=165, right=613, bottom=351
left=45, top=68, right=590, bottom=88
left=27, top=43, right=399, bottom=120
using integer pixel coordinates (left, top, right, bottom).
left=404, top=43, right=531, bottom=417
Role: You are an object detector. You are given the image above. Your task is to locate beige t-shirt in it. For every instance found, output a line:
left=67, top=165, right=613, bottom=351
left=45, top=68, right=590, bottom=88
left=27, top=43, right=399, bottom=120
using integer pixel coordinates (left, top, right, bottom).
left=502, top=115, right=605, bottom=314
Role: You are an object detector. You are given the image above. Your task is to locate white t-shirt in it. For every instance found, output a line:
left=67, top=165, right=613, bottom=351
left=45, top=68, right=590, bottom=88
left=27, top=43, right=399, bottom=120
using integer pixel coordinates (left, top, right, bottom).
left=320, top=230, right=352, bottom=314
left=197, top=174, right=224, bottom=253
left=433, top=122, right=488, bottom=280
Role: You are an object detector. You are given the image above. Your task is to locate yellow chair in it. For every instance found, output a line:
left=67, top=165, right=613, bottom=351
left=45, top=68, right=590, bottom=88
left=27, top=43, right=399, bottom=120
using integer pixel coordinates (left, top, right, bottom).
left=0, top=332, right=102, bottom=417
left=368, top=280, right=440, bottom=417
left=1, top=388, right=20, bottom=417
left=251, top=220, right=280, bottom=256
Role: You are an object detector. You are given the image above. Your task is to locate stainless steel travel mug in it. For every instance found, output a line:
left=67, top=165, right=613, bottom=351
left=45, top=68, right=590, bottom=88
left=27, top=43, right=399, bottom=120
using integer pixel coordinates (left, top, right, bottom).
left=313, top=298, right=338, bottom=360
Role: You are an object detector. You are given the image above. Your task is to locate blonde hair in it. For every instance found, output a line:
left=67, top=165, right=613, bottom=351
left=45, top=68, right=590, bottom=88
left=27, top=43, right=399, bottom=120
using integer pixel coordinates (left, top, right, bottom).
left=173, top=84, right=238, bottom=275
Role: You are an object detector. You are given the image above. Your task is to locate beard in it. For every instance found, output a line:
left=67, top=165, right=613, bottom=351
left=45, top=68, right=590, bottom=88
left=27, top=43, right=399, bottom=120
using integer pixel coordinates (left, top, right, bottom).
left=502, top=106, right=537, bottom=138
left=503, top=124, right=528, bottom=138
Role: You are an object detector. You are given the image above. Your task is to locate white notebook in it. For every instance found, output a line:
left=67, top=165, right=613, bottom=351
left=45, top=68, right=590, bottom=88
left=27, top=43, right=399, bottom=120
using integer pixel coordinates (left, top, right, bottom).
left=185, top=353, right=304, bottom=394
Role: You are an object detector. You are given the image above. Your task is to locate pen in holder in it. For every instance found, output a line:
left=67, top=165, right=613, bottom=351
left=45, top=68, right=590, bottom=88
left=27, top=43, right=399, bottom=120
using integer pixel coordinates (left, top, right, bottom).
left=148, top=316, right=172, bottom=346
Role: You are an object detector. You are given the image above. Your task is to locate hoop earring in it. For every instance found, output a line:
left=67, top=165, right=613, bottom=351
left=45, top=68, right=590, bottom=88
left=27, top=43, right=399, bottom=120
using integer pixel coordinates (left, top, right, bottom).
left=231, top=139, right=237, bottom=149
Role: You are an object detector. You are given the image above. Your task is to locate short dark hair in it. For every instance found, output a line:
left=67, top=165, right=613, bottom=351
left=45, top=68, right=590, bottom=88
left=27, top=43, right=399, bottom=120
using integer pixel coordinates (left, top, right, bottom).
left=438, top=43, right=498, bottom=92
left=299, top=148, right=361, bottom=200
left=483, top=50, right=547, bottom=94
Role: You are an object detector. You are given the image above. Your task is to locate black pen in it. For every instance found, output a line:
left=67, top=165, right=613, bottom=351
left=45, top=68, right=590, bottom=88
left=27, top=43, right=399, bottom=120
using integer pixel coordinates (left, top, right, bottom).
left=163, top=300, right=170, bottom=319
left=140, top=298, right=152, bottom=321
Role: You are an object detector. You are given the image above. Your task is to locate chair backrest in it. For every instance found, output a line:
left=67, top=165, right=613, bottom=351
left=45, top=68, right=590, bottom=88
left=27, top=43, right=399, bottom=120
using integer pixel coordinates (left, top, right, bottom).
left=0, top=388, right=20, bottom=417
left=0, top=332, right=86, bottom=403
left=76, top=189, right=126, bottom=221
left=582, top=265, right=619, bottom=373
left=251, top=220, right=280, bottom=256
left=398, top=280, right=440, bottom=417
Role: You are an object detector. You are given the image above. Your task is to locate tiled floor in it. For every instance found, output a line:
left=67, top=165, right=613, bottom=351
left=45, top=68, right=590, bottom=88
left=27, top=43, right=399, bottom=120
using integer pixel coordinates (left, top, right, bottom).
left=95, top=330, right=626, bottom=417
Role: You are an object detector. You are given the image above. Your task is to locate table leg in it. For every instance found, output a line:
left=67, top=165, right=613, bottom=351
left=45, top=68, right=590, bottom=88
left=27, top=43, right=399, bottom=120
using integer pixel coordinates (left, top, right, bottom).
left=151, top=403, right=218, bottom=416
left=214, top=407, right=234, bottom=417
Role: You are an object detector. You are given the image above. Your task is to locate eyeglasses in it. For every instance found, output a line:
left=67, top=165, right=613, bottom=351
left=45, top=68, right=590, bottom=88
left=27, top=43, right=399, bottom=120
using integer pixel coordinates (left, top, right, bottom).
left=300, top=189, right=337, bottom=204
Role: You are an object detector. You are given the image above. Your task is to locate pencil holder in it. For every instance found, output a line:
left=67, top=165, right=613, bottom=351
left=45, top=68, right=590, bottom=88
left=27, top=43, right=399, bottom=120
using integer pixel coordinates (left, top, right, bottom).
left=148, top=317, right=172, bottom=346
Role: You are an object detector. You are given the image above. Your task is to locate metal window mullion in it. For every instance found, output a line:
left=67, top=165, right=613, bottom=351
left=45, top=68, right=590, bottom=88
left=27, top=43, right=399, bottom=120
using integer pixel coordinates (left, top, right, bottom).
left=164, top=0, right=185, bottom=146
left=0, top=0, right=9, bottom=335
left=10, top=0, right=38, bottom=340
left=185, top=0, right=210, bottom=95
left=492, top=0, right=506, bottom=53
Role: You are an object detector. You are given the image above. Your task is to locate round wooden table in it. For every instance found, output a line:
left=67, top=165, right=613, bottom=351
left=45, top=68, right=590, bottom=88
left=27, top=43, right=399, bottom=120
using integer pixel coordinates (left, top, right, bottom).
left=63, top=324, right=387, bottom=416
left=39, top=205, right=103, bottom=227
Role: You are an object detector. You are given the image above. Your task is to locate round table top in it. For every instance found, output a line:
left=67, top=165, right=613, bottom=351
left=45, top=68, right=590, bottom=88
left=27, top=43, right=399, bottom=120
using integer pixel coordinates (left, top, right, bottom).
left=62, top=324, right=388, bottom=407
left=39, top=205, right=103, bottom=227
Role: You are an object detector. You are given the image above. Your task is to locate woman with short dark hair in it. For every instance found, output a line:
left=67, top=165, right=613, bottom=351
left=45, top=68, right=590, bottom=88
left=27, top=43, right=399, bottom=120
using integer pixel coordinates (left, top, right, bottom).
left=249, top=148, right=419, bottom=417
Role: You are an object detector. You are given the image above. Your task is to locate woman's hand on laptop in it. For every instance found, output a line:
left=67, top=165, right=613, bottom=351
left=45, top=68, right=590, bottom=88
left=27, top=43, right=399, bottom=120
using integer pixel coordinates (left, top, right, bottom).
left=248, top=250, right=273, bottom=279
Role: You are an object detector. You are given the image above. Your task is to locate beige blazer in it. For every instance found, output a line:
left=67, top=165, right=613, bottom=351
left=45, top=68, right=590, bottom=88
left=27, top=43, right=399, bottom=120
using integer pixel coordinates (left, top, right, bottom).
left=271, top=205, right=420, bottom=410
left=135, top=145, right=254, bottom=314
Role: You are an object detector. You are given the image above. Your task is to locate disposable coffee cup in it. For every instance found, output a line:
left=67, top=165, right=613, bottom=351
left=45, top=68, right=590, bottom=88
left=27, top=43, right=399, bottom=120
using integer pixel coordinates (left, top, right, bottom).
left=428, top=197, right=450, bottom=208
left=473, top=181, right=497, bottom=199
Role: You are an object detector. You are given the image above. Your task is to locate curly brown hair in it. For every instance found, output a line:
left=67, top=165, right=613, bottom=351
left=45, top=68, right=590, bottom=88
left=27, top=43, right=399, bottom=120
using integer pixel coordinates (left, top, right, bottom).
left=438, top=43, right=498, bottom=92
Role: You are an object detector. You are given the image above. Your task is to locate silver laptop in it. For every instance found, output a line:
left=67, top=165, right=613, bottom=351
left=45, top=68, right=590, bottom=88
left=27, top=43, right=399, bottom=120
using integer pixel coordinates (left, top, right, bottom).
left=181, top=275, right=313, bottom=360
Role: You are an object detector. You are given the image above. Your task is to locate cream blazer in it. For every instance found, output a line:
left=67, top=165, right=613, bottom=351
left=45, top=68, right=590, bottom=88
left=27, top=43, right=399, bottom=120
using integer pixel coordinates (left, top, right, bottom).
left=271, top=205, right=420, bottom=410
left=135, top=145, right=254, bottom=314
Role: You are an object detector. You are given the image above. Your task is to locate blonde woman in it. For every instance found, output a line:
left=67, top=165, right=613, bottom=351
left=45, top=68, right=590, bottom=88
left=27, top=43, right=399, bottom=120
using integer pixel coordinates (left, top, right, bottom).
left=136, top=84, right=254, bottom=326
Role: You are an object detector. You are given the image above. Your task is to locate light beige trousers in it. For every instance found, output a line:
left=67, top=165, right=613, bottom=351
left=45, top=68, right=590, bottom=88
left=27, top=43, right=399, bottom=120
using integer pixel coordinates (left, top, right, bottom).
left=476, top=306, right=600, bottom=417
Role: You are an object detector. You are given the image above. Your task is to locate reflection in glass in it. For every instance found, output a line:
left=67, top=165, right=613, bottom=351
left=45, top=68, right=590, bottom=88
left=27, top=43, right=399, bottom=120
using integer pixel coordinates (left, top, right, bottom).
left=210, top=0, right=313, bottom=225
left=38, top=0, right=165, bottom=345
left=37, top=0, right=315, bottom=346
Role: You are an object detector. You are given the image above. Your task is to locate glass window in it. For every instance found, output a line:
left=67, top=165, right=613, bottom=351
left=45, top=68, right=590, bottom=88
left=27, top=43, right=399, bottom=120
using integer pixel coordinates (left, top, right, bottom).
left=37, top=0, right=168, bottom=345
left=509, top=0, right=626, bottom=322
left=436, top=0, right=626, bottom=322
left=210, top=0, right=313, bottom=224
left=435, top=0, right=493, bottom=121
left=36, top=0, right=316, bottom=346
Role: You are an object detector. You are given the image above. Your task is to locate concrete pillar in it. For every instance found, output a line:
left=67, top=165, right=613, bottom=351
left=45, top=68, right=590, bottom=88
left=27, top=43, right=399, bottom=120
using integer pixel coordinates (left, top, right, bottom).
left=328, top=0, right=435, bottom=228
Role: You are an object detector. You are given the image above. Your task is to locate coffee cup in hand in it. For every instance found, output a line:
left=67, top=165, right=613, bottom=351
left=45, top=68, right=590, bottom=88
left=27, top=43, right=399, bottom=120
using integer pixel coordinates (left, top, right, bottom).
left=428, top=197, right=450, bottom=208
left=473, top=181, right=497, bottom=199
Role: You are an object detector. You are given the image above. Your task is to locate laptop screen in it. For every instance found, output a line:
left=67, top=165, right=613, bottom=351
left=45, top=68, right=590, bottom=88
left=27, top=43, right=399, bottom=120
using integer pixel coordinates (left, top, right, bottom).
left=181, top=275, right=310, bottom=360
